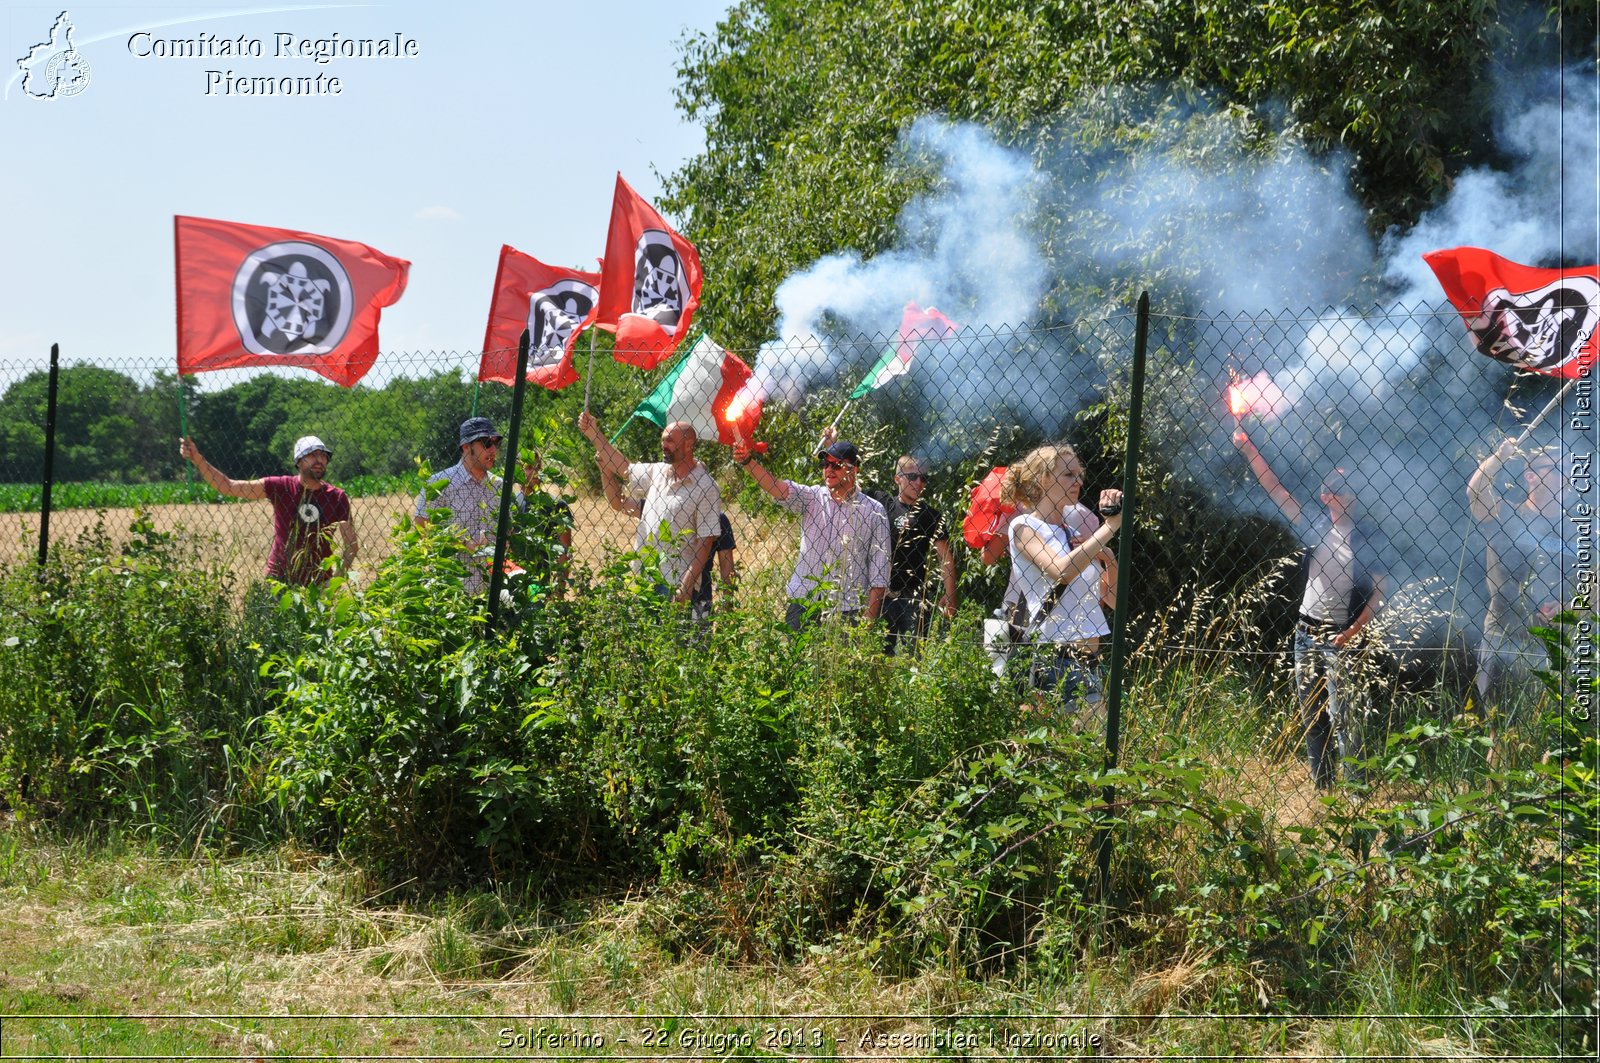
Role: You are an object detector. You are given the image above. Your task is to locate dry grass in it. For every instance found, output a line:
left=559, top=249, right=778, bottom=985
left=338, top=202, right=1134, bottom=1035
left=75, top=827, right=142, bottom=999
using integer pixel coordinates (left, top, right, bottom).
left=0, top=492, right=798, bottom=593
left=0, top=830, right=1512, bottom=1060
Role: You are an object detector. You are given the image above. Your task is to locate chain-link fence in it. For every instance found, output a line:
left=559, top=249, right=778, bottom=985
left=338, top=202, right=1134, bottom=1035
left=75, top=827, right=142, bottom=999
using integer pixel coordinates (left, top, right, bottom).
left=2, top=299, right=1593, bottom=825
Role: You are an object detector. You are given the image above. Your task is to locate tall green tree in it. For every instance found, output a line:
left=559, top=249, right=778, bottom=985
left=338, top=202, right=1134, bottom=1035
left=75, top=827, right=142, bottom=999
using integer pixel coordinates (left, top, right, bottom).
left=667, top=0, right=1594, bottom=345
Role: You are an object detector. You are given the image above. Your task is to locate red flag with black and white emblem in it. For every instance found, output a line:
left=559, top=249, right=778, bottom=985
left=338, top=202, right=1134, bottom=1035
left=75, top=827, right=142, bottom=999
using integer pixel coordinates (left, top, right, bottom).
left=175, top=215, right=409, bottom=387
left=593, top=174, right=703, bottom=370
left=1423, top=246, right=1600, bottom=378
left=480, top=245, right=600, bottom=390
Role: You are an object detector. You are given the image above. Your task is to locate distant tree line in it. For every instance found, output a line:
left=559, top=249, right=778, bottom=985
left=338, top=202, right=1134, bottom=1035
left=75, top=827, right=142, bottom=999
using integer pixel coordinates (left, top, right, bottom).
left=0, top=352, right=654, bottom=486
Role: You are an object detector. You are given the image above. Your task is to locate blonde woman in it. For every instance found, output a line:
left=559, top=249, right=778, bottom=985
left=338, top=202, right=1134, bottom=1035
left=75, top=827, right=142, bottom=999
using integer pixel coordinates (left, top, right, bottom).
left=1001, top=444, right=1121, bottom=721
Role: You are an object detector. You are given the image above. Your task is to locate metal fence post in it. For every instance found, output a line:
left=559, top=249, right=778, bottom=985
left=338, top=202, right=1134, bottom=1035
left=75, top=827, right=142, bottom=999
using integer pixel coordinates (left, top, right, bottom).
left=37, top=343, right=61, bottom=573
left=1097, top=292, right=1150, bottom=893
left=486, top=329, right=531, bottom=630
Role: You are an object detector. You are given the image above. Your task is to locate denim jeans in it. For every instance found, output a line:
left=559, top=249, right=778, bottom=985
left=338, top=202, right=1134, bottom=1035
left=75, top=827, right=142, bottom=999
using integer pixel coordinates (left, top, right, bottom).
left=1012, top=643, right=1104, bottom=724
left=1293, top=625, right=1367, bottom=788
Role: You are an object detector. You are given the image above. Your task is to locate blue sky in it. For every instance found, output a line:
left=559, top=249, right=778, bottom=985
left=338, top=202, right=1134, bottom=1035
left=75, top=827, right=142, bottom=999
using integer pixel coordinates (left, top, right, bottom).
left=1, top=0, right=734, bottom=376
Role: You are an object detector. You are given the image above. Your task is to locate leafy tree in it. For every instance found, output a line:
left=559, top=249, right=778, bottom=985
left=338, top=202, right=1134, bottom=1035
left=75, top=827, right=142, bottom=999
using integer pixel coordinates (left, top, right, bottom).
left=0, top=365, right=148, bottom=482
left=667, top=0, right=1595, bottom=346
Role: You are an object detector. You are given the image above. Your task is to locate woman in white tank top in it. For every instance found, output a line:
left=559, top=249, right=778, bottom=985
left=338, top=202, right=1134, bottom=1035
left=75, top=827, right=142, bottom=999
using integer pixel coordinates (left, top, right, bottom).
left=1001, top=445, right=1122, bottom=720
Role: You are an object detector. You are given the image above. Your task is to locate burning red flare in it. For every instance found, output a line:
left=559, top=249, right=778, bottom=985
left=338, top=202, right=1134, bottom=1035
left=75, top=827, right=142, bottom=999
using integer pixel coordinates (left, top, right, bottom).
left=724, top=387, right=757, bottom=424
left=1224, top=371, right=1285, bottom=420
left=722, top=385, right=769, bottom=454
left=1227, top=382, right=1250, bottom=417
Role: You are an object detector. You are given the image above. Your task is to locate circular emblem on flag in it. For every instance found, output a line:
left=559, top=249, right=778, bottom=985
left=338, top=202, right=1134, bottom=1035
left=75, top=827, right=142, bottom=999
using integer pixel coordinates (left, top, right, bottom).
left=527, top=279, right=598, bottom=370
left=297, top=500, right=322, bottom=525
left=231, top=242, right=354, bottom=355
left=632, top=229, right=683, bottom=327
left=1475, top=276, right=1600, bottom=375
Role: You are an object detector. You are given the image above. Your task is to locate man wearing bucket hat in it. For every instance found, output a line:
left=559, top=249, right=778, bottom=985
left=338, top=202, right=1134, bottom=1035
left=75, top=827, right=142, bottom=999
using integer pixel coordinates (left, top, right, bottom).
left=416, top=417, right=550, bottom=591
left=179, top=433, right=356, bottom=586
left=733, top=426, right=890, bottom=631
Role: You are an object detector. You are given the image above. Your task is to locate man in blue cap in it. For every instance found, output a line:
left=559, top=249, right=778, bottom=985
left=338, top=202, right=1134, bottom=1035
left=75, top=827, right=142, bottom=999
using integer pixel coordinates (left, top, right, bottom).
left=416, top=417, right=546, bottom=591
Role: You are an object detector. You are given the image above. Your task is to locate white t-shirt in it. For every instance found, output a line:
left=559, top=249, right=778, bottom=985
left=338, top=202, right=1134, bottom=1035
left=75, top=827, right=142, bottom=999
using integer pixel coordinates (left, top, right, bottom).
left=1006, top=511, right=1110, bottom=644
left=1300, top=517, right=1354, bottom=623
left=626, top=461, right=723, bottom=588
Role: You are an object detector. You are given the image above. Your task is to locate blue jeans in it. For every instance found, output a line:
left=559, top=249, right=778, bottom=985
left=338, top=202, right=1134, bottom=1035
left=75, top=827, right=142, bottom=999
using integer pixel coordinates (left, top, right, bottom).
left=1014, top=643, right=1103, bottom=723
left=1293, top=625, right=1367, bottom=788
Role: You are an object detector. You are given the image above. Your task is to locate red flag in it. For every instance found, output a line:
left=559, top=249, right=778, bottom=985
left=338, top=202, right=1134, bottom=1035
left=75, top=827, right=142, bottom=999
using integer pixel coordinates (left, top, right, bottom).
left=175, top=215, right=408, bottom=387
left=900, top=301, right=959, bottom=349
left=480, top=246, right=600, bottom=390
left=962, top=465, right=1013, bottom=551
left=1423, top=246, right=1599, bottom=378
left=594, top=174, right=703, bottom=370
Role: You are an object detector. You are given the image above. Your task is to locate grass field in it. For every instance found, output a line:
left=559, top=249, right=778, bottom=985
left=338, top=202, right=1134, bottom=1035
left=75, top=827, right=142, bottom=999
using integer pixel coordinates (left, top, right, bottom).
left=0, top=490, right=795, bottom=595
left=0, top=475, right=418, bottom=514
left=0, top=833, right=1542, bottom=1061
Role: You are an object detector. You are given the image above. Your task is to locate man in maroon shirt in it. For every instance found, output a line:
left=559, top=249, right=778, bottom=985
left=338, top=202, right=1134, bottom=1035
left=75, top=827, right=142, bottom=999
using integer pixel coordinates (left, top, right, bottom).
left=180, top=434, right=357, bottom=585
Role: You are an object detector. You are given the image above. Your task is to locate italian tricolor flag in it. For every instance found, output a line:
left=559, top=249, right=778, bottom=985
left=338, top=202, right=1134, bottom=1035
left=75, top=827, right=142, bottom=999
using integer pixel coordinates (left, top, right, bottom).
left=632, top=334, right=761, bottom=445
left=849, top=301, right=958, bottom=399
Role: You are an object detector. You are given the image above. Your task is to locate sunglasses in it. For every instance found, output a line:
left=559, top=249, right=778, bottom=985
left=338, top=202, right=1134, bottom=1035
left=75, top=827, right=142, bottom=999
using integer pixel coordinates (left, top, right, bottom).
left=820, top=458, right=851, bottom=470
left=899, top=472, right=927, bottom=482
left=476, top=438, right=502, bottom=450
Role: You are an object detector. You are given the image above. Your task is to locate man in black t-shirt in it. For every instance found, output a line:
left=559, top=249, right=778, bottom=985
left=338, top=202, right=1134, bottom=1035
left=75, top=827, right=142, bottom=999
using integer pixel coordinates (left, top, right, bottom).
left=882, top=455, right=958, bottom=654
left=690, top=513, right=737, bottom=621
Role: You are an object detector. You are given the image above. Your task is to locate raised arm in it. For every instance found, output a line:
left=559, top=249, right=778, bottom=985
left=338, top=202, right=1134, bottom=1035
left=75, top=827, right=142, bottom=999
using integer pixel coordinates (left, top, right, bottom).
left=179, top=437, right=267, bottom=500
left=1013, top=491, right=1123, bottom=587
left=731, top=437, right=791, bottom=501
left=1467, top=437, right=1517, bottom=522
left=577, top=411, right=630, bottom=479
left=1233, top=428, right=1301, bottom=525
left=599, top=458, right=643, bottom=517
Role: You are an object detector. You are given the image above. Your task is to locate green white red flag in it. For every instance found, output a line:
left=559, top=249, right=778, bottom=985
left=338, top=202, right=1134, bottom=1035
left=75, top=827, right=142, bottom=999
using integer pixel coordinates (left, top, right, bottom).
left=849, top=301, right=959, bottom=399
left=630, top=335, right=760, bottom=445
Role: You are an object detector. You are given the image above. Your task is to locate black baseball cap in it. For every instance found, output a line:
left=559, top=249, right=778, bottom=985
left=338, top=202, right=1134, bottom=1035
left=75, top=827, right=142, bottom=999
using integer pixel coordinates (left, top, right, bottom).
left=818, top=440, right=861, bottom=466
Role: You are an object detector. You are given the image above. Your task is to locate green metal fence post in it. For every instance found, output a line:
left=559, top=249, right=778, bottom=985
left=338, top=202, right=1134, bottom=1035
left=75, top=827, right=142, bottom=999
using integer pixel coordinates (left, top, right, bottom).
left=1097, top=290, right=1150, bottom=895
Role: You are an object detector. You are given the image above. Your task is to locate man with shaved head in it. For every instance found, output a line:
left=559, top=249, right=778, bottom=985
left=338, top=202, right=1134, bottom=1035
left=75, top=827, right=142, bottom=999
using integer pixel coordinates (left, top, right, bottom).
left=579, top=410, right=722, bottom=606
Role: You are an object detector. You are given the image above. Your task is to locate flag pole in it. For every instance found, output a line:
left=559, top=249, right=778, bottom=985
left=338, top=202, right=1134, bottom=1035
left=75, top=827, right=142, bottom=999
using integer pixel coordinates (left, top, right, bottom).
left=470, top=375, right=480, bottom=418
left=582, top=329, right=597, bottom=413
left=816, top=398, right=852, bottom=453
left=177, top=374, right=193, bottom=485
left=1511, top=378, right=1577, bottom=445
left=487, top=329, right=531, bottom=633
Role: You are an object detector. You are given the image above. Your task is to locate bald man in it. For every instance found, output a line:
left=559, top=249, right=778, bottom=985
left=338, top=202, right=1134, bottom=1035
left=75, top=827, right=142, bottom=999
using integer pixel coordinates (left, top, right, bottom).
left=579, top=410, right=722, bottom=604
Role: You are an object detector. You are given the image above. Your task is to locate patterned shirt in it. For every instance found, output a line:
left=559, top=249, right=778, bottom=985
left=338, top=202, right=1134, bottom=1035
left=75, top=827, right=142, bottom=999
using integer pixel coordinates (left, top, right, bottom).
left=778, top=483, right=891, bottom=610
left=626, top=461, right=723, bottom=589
left=416, top=461, right=527, bottom=543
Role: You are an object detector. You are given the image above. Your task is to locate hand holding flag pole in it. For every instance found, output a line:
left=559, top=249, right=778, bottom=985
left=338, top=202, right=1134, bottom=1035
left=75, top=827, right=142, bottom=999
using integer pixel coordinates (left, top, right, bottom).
left=1510, top=379, right=1577, bottom=445
left=816, top=402, right=851, bottom=454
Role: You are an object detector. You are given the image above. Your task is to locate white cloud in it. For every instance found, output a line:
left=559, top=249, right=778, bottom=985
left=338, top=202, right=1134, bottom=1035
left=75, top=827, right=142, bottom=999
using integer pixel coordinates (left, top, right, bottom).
left=414, top=205, right=462, bottom=222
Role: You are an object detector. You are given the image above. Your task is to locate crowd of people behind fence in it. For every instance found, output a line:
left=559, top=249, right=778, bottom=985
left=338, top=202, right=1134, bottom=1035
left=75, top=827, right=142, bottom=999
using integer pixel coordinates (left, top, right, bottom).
left=178, top=405, right=1576, bottom=791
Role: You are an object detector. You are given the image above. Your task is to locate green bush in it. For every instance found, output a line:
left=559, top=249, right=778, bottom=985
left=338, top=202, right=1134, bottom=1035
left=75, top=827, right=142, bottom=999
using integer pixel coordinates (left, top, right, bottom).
left=0, top=513, right=266, bottom=839
left=260, top=470, right=602, bottom=885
